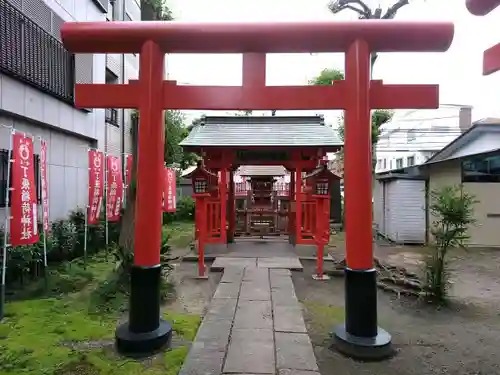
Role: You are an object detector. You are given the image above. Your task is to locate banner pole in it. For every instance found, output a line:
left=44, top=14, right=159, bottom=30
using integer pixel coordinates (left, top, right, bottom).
left=123, top=154, right=128, bottom=209
left=38, top=139, right=48, bottom=289
left=104, top=153, right=109, bottom=259
left=84, top=204, right=88, bottom=269
left=0, top=130, right=14, bottom=321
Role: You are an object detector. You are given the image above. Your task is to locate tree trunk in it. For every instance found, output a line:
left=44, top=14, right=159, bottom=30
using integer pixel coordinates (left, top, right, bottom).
left=119, top=115, right=139, bottom=255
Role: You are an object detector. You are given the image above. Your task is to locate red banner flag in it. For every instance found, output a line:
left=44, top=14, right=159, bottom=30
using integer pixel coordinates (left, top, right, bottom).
left=125, top=154, right=133, bottom=186
left=40, top=140, right=49, bottom=232
left=87, top=150, right=104, bottom=225
left=106, top=155, right=124, bottom=222
left=10, top=132, right=39, bottom=246
left=163, top=167, right=177, bottom=212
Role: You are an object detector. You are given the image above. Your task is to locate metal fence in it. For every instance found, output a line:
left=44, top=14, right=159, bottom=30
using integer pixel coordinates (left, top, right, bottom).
left=0, top=0, right=75, bottom=104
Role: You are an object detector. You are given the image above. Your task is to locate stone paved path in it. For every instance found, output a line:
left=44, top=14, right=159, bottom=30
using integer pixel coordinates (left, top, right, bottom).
left=179, top=266, right=320, bottom=375
left=211, top=257, right=303, bottom=271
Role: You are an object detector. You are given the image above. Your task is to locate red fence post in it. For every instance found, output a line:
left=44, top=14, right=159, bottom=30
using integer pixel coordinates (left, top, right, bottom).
left=197, top=198, right=208, bottom=278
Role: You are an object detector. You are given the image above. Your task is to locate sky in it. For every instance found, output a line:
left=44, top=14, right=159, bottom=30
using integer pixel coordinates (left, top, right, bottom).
left=163, top=0, right=500, bottom=125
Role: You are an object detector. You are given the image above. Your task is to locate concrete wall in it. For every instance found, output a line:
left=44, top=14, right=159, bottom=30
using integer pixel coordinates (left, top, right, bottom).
left=427, top=159, right=500, bottom=247
left=0, top=0, right=135, bottom=221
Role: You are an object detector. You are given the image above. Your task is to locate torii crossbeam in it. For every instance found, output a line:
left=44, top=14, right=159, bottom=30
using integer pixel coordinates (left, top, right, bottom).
left=61, top=20, right=454, bottom=360
left=466, top=0, right=500, bottom=75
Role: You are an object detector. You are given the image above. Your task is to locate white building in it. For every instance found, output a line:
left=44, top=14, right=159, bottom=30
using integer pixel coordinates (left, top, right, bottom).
left=374, top=104, right=473, bottom=173
left=0, top=0, right=144, bottom=220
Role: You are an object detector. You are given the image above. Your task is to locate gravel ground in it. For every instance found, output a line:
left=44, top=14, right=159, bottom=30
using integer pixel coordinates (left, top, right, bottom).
left=293, top=260, right=500, bottom=375
left=165, top=261, right=221, bottom=315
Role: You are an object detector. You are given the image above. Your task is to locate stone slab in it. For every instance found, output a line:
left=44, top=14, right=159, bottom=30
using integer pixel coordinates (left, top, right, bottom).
left=240, top=280, right=271, bottom=301
left=233, top=300, right=272, bottom=329
left=211, top=257, right=257, bottom=270
left=194, top=319, right=233, bottom=351
left=270, top=268, right=292, bottom=277
left=258, top=257, right=303, bottom=270
left=270, top=274, right=296, bottom=290
left=279, top=370, right=321, bottom=375
left=220, top=267, right=245, bottom=284
left=212, top=282, right=240, bottom=299
left=243, top=267, right=270, bottom=282
left=224, top=329, right=275, bottom=374
left=273, top=305, right=307, bottom=333
left=179, top=346, right=225, bottom=375
left=275, top=332, right=319, bottom=371
left=204, top=298, right=238, bottom=321
left=272, top=287, right=300, bottom=308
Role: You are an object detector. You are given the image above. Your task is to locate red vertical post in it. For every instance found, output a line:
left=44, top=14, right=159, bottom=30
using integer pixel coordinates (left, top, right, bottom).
left=295, top=167, right=302, bottom=244
left=344, top=39, right=372, bottom=271
left=220, top=168, right=228, bottom=244
left=288, top=170, right=295, bottom=237
left=333, top=39, right=391, bottom=358
left=115, top=41, right=172, bottom=354
left=228, top=170, right=235, bottom=243
left=315, top=199, right=324, bottom=277
left=198, top=198, right=207, bottom=277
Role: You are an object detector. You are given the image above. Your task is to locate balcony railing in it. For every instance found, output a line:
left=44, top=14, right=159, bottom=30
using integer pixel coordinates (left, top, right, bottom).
left=105, top=108, right=119, bottom=126
left=235, top=182, right=290, bottom=197
left=0, top=0, right=75, bottom=104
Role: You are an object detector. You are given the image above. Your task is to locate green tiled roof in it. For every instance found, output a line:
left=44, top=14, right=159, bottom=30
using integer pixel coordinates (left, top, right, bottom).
left=180, top=116, right=343, bottom=147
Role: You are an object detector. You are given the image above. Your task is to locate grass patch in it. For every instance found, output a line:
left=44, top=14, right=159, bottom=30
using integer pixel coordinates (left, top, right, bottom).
left=0, top=253, right=200, bottom=375
left=165, top=222, right=195, bottom=249
left=302, top=301, right=344, bottom=335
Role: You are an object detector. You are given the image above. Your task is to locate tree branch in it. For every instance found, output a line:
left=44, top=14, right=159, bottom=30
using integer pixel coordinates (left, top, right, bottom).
left=347, top=0, right=372, bottom=15
left=382, top=0, right=410, bottom=19
left=328, top=0, right=372, bottom=18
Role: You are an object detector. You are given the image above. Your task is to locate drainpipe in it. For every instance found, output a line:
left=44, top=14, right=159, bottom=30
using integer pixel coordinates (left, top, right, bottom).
left=120, top=0, right=126, bottom=173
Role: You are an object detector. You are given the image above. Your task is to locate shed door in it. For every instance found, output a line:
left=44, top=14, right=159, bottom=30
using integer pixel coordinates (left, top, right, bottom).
left=373, top=180, right=385, bottom=233
left=386, top=180, right=426, bottom=244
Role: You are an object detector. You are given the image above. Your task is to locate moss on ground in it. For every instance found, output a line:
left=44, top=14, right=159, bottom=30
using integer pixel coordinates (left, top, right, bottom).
left=302, top=301, right=344, bottom=335
left=0, top=255, right=200, bottom=375
left=165, top=222, right=195, bottom=249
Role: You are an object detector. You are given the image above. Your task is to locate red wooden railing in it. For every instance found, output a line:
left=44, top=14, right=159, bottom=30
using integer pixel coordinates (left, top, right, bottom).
left=206, top=199, right=222, bottom=242
left=301, top=200, right=316, bottom=240
left=234, top=182, right=290, bottom=196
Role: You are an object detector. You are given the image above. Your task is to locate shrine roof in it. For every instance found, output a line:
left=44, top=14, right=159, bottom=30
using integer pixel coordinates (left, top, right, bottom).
left=238, top=165, right=287, bottom=176
left=180, top=116, right=343, bottom=148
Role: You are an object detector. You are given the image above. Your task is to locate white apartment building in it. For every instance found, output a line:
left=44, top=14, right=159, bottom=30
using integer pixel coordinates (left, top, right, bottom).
left=0, top=0, right=144, bottom=220
left=374, top=104, right=473, bottom=173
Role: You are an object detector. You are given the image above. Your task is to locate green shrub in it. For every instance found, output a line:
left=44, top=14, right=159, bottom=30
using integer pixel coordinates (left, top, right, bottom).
left=425, top=185, right=477, bottom=303
left=164, top=196, right=195, bottom=223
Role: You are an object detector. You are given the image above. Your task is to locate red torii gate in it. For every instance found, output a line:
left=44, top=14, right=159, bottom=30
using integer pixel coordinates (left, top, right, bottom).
left=466, top=0, right=500, bottom=75
left=61, top=20, right=454, bottom=359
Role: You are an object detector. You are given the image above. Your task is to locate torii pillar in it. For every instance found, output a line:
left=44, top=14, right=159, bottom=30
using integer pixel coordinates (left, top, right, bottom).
left=61, top=20, right=454, bottom=359
left=466, top=0, right=500, bottom=75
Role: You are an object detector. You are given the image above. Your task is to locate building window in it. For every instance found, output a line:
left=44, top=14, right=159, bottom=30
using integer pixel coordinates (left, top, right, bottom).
left=0, top=0, right=75, bottom=104
left=105, top=69, right=120, bottom=127
left=407, top=156, right=415, bottom=166
left=462, top=151, right=500, bottom=183
left=107, top=0, right=116, bottom=21
left=105, top=108, right=119, bottom=126
left=0, top=149, right=41, bottom=207
left=383, top=159, right=387, bottom=169
left=92, top=0, right=110, bottom=13
left=396, top=158, right=403, bottom=169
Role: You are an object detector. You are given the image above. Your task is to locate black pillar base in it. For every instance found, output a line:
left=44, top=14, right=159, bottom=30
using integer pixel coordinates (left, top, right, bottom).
left=115, top=265, right=172, bottom=357
left=332, top=268, right=393, bottom=361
